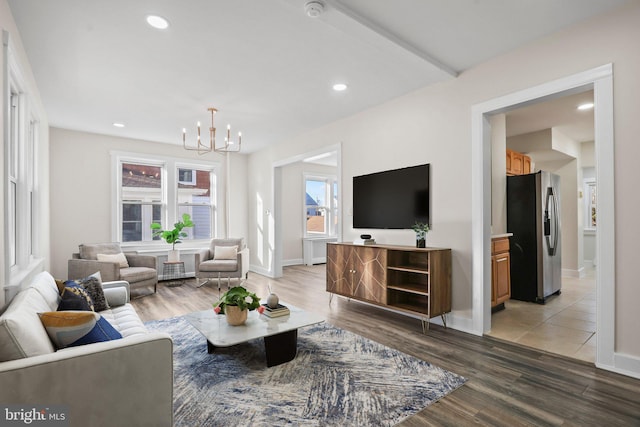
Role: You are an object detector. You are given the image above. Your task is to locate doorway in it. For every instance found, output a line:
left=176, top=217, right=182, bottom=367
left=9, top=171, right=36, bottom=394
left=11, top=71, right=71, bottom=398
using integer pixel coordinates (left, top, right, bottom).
left=487, top=91, right=596, bottom=362
left=470, top=64, right=615, bottom=369
left=272, top=144, right=342, bottom=278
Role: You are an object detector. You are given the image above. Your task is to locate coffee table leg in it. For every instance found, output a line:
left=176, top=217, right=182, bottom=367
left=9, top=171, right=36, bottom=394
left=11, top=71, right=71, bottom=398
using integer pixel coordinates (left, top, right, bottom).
left=207, top=340, right=216, bottom=354
left=263, top=329, right=297, bottom=367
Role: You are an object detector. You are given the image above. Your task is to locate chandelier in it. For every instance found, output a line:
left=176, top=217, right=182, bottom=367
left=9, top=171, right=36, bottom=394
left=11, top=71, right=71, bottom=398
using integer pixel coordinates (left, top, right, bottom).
left=182, top=107, right=242, bottom=154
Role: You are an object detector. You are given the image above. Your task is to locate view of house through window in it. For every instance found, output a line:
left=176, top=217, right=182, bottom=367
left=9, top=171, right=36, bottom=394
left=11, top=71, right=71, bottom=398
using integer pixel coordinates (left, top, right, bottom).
left=121, top=163, right=163, bottom=242
left=305, top=175, right=337, bottom=236
left=119, top=160, right=217, bottom=243
left=177, top=168, right=215, bottom=240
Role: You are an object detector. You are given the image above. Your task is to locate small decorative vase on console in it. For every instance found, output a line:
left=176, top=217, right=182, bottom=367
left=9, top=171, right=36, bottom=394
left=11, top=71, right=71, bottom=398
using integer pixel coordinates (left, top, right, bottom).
left=225, top=305, right=248, bottom=326
left=416, top=238, right=426, bottom=248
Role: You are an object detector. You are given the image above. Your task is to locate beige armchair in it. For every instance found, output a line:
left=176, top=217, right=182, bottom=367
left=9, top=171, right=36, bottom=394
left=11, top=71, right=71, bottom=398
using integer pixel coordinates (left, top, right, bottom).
left=195, top=238, right=249, bottom=288
left=68, top=243, right=158, bottom=294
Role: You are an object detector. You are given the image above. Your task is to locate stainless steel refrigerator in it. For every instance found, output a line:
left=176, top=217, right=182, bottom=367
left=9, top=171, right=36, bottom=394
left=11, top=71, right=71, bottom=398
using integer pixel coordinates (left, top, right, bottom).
left=506, top=171, right=562, bottom=304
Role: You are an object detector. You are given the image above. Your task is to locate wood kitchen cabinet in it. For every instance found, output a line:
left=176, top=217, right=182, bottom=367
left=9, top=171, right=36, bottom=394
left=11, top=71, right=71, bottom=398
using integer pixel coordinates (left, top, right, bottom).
left=327, top=243, right=451, bottom=330
left=491, top=236, right=511, bottom=310
left=506, top=149, right=531, bottom=176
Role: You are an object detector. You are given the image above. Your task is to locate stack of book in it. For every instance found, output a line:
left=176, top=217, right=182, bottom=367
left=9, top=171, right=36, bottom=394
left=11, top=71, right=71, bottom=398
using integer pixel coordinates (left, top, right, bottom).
left=261, top=303, right=290, bottom=318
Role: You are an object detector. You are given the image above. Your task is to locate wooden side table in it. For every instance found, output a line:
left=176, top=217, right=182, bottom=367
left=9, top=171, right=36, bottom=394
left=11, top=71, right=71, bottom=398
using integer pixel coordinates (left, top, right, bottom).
left=163, top=261, right=186, bottom=287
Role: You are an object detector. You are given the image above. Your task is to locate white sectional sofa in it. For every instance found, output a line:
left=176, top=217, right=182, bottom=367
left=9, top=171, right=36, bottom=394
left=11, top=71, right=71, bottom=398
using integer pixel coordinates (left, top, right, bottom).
left=0, top=271, right=173, bottom=427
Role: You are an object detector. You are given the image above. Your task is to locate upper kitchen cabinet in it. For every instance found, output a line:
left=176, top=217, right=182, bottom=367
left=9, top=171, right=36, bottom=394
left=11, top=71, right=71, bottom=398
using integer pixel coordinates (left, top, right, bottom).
left=506, top=149, right=531, bottom=176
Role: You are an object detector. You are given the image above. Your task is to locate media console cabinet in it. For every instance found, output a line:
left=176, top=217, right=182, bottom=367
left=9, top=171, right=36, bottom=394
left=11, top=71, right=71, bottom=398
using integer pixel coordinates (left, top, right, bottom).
left=326, top=242, right=452, bottom=332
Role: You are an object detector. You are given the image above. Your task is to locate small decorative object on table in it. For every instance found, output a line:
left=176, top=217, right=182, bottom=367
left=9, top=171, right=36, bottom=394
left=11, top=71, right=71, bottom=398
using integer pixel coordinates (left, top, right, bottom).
left=266, top=284, right=279, bottom=308
left=412, top=221, right=430, bottom=248
left=261, top=303, right=290, bottom=318
left=213, top=286, right=264, bottom=326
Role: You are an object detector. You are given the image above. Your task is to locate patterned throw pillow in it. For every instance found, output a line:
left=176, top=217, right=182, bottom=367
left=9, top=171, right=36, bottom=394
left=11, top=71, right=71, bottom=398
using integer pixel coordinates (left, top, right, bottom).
left=75, top=276, right=110, bottom=312
left=57, top=283, right=94, bottom=311
left=38, top=311, right=122, bottom=350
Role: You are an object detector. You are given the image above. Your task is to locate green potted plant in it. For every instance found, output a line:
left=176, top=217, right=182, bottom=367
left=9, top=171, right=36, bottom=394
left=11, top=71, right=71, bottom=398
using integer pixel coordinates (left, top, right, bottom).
left=213, top=286, right=263, bottom=325
left=151, top=213, right=195, bottom=261
left=412, top=221, right=430, bottom=248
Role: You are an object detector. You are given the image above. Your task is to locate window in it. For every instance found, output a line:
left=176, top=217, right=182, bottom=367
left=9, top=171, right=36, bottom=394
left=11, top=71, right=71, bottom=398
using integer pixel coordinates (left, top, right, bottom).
left=584, top=179, right=596, bottom=230
left=114, top=155, right=218, bottom=244
left=8, top=91, right=19, bottom=267
left=178, top=168, right=196, bottom=185
left=304, top=175, right=337, bottom=236
left=177, top=167, right=215, bottom=240
left=4, top=36, right=43, bottom=283
left=120, top=162, right=163, bottom=242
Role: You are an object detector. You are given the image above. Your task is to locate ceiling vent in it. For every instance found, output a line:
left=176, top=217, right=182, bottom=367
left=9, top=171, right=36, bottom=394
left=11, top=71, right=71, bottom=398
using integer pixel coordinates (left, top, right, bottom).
left=305, top=1, right=325, bottom=18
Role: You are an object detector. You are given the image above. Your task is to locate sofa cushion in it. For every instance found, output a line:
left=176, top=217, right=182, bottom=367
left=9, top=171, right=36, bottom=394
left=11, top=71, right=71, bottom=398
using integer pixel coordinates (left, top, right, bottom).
left=209, top=238, right=243, bottom=255
left=100, top=304, right=148, bottom=338
left=119, top=267, right=156, bottom=283
left=199, top=259, right=238, bottom=272
left=76, top=276, right=110, bottom=311
left=97, top=252, right=129, bottom=268
left=30, top=271, right=62, bottom=311
left=214, top=245, right=238, bottom=260
left=39, top=311, right=122, bottom=350
left=58, top=283, right=94, bottom=311
left=78, top=243, right=123, bottom=260
left=0, top=288, right=55, bottom=362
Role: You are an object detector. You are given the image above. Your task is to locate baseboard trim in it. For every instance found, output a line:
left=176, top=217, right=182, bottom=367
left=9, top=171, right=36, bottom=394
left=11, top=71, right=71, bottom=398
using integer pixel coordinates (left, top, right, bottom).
left=282, top=258, right=303, bottom=267
left=599, top=352, right=640, bottom=380
left=249, top=264, right=274, bottom=278
left=562, top=267, right=586, bottom=278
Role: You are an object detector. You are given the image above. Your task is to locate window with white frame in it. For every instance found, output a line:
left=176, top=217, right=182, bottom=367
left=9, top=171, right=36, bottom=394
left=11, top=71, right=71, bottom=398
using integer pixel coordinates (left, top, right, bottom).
left=115, top=155, right=217, bottom=244
left=4, top=36, right=42, bottom=282
left=584, top=179, right=597, bottom=230
left=304, top=174, right=337, bottom=236
left=177, top=167, right=215, bottom=240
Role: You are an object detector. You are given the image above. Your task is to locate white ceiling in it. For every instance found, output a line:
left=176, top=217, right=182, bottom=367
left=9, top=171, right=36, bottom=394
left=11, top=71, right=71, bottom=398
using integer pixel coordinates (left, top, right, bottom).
left=506, top=90, right=595, bottom=142
left=7, top=0, right=628, bottom=153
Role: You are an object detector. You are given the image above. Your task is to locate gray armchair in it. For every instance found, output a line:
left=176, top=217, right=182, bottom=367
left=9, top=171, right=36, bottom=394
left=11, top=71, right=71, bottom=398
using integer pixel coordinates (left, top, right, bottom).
left=195, top=238, right=249, bottom=288
left=68, top=243, right=158, bottom=294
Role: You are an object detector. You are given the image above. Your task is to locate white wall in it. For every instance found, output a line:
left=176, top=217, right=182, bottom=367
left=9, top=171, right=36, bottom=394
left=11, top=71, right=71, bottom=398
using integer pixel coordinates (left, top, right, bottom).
left=1, top=0, right=50, bottom=306
left=246, top=2, right=640, bottom=359
left=48, top=127, right=247, bottom=280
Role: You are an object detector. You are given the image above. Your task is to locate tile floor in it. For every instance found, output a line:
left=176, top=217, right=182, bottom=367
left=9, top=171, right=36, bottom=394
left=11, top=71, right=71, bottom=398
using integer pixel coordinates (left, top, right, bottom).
left=487, top=268, right=596, bottom=363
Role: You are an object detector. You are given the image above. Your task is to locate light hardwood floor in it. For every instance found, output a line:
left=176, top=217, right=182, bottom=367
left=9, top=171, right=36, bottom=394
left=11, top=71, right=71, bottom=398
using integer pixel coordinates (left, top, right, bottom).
left=131, top=265, right=640, bottom=426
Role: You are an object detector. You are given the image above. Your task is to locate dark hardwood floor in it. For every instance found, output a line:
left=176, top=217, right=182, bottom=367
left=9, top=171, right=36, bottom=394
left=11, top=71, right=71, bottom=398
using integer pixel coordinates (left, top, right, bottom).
left=131, top=265, right=640, bottom=426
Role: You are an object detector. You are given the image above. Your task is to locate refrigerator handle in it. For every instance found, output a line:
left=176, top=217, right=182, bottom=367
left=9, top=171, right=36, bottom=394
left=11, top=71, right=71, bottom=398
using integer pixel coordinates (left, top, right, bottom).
left=545, top=187, right=558, bottom=256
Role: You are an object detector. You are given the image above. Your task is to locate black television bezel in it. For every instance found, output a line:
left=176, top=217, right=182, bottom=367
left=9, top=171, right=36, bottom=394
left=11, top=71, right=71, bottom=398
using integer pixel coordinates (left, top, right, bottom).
left=352, top=163, right=430, bottom=230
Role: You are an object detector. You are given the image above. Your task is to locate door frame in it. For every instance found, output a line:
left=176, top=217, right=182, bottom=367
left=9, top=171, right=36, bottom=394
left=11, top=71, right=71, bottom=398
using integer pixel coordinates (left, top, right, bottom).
left=470, top=64, right=615, bottom=369
left=271, top=144, right=342, bottom=278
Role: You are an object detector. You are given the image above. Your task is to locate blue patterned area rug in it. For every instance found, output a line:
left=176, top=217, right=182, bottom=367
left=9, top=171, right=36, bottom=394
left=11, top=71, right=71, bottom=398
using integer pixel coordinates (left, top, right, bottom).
left=145, top=316, right=466, bottom=426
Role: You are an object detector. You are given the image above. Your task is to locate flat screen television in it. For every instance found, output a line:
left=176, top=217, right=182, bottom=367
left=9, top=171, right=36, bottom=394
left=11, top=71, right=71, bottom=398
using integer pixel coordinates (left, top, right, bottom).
left=353, top=163, right=430, bottom=229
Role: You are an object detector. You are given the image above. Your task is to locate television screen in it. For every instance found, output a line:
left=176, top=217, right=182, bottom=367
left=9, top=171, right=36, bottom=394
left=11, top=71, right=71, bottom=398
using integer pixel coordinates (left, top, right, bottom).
left=353, top=164, right=430, bottom=229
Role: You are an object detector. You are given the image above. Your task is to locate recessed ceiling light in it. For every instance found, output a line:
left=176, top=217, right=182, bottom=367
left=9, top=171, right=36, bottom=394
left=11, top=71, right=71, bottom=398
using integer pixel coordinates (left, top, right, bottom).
left=146, top=15, right=169, bottom=30
left=577, top=102, right=594, bottom=111
left=113, top=122, right=125, bottom=128
left=333, top=83, right=348, bottom=92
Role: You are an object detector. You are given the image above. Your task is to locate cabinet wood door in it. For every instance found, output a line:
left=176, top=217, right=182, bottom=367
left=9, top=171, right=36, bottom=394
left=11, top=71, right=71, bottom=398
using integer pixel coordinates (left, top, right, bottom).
left=494, top=252, right=511, bottom=304
left=512, top=152, right=523, bottom=175
left=523, top=155, right=531, bottom=174
left=326, top=244, right=354, bottom=296
left=351, top=246, right=387, bottom=304
left=506, top=149, right=513, bottom=175
left=491, top=255, right=498, bottom=307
